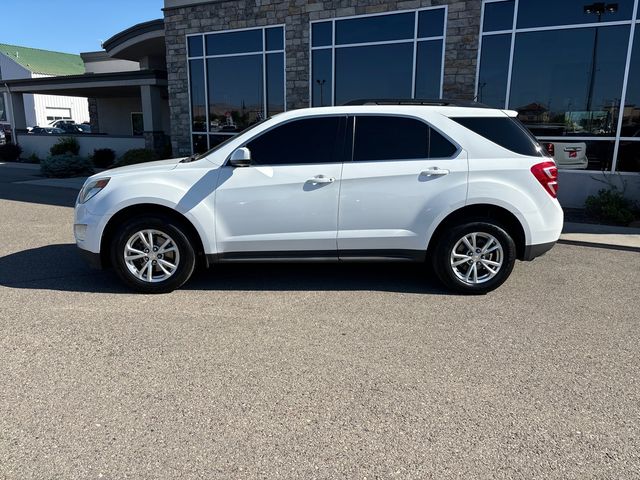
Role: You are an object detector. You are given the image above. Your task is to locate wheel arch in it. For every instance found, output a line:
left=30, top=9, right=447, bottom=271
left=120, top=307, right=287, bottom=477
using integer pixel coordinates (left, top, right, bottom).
left=426, top=204, right=528, bottom=260
left=100, top=203, right=208, bottom=269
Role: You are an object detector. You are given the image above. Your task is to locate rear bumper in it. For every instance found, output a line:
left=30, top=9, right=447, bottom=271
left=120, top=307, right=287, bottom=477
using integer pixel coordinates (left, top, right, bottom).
left=78, top=247, right=103, bottom=269
left=522, top=241, right=556, bottom=261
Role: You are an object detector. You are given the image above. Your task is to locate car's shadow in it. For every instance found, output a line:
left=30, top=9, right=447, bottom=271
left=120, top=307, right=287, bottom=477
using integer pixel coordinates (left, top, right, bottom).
left=0, top=244, right=451, bottom=295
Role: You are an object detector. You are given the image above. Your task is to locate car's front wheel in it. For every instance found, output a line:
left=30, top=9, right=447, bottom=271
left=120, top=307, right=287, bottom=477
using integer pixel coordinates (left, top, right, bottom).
left=432, top=221, right=516, bottom=294
left=111, top=216, right=196, bottom=293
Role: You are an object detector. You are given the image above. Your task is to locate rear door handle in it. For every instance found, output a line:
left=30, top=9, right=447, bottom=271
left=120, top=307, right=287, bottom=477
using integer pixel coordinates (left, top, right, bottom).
left=307, top=175, right=335, bottom=184
left=421, top=167, right=450, bottom=177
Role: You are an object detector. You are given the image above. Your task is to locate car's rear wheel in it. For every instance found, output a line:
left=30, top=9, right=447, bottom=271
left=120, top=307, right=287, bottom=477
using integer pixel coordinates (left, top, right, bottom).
left=110, top=216, right=196, bottom=293
left=432, top=221, right=516, bottom=294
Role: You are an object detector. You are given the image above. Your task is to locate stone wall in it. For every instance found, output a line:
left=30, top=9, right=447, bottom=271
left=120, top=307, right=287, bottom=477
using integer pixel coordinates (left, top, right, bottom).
left=164, top=0, right=482, bottom=155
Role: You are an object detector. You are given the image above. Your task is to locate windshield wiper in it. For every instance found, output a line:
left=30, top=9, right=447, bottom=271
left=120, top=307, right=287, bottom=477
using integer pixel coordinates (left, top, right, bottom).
left=180, top=154, right=199, bottom=163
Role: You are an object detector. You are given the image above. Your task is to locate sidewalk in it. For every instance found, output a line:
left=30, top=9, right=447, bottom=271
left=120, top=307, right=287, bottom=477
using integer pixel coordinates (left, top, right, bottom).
left=561, top=222, right=640, bottom=252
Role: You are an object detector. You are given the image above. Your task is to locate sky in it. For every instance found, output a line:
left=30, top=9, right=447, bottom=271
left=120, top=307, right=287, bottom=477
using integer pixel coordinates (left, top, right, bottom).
left=1, top=0, right=164, bottom=54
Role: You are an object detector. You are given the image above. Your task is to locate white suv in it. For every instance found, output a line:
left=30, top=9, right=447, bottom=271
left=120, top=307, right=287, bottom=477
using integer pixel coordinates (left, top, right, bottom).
left=74, top=101, right=563, bottom=294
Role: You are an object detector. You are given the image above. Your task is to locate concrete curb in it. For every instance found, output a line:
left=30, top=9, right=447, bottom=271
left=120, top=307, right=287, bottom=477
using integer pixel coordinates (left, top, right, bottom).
left=0, top=162, right=41, bottom=170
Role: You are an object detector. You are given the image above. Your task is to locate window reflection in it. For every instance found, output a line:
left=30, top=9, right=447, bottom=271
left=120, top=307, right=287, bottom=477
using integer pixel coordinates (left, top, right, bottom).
left=616, top=141, right=640, bottom=172
left=266, top=53, right=284, bottom=116
left=189, top=59, right=206, bottom=132
left=483, top=0, right=514, bottom=32
left=335, top=43, right=413, bottom=105
left=510, top=26, right=629, bottom=137
left=206, top=29, right=262, bottom=55
left=517, top=0, right=634, bottom=28
left=477, top=34, right=510, bottom=108
left=415, top=40, right=442, bottom=99
left=312, top=49, right=332, bottom=107
left=537, top=139, right=615, bottom=170
left=418, top=9, right=445, bottom=37
left=336, top=12, right=414, bottom=44
left=312, top=22, right=332, bottom=47
left=311, top=8, right=447, bottom=107
left=187, top=27, right=286, bottom=151
left=620, top=32, right=640, bottom=137
left=207, top=55, right=264, bottom=132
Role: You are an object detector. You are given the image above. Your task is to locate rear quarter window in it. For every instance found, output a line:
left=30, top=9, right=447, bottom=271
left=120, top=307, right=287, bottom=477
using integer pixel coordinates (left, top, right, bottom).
left=451, top=116, right=544, bottom=157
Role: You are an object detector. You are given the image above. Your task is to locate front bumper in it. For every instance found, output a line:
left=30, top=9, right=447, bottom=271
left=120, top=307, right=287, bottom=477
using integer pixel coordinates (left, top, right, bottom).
left=522, top=241, right=556, bottom=261
left=74, top=203, right=111, bottom=260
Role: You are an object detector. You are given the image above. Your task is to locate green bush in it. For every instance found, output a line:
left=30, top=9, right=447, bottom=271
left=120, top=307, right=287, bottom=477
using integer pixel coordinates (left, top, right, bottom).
left=91, top=148, right=116, bottom=168
left=23, top=153, right=40, bottom=164
left=50, top=137, right=80, bottom=156
left=160, top=143, right=173, bottom=160
left=585, top=188, right=638, bottom=226
left=40, top=154, right=94, bottom=178
left=115, top=148, right=158, bottom=167
left=0, top=143, right=23, bottom=161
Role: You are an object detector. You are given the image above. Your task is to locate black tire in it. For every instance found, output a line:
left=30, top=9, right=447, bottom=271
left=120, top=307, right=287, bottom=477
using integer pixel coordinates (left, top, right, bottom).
left=431, top=220, right=516, bottom=295
left=110, top=215, right=196, bottom=294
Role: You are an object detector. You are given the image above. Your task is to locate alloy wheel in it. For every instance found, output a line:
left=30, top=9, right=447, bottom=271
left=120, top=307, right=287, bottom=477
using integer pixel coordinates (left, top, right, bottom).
left=450, top=232, right=504, bottom=285
left=124, top=229, right=181, bottom=283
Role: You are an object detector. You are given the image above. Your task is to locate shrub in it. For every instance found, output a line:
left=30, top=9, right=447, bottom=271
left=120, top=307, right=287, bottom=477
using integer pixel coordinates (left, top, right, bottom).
left=40, top=154, right=94, bottom=178
left=0, top=143, right=23, bottom=161
left=585, top=188, right=637, bottom=226
left=115, top=148, right=158, bottom=167
left=160, top=143, right=174, bottom=160
left=50, top=137, right=80, bottom=156
left=91, top=148, right=116, bottom=168
left=23, top=153, right=40, bottom=164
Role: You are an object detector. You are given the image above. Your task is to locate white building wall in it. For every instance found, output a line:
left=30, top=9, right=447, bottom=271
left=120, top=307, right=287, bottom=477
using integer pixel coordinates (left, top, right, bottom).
left=0, top=55, right=89, bottom=127
left=96, top=97, right=143, bottom=135
left=30, top=73, right=89, bottom=126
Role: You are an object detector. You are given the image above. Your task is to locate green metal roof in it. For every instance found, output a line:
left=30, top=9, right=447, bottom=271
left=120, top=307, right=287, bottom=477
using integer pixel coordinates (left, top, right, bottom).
left=0, top=43, right=85, bottom=76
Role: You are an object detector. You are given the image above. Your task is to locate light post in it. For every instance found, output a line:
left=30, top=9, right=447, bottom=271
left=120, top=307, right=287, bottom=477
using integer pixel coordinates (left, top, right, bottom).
left=316, top=79, right=326, bottom=106
left=583, top=3, right=618, bottom=119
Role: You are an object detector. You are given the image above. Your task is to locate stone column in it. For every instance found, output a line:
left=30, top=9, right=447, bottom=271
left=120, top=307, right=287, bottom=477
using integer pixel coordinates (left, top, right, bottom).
left=140, top=85, right=167, bottom=154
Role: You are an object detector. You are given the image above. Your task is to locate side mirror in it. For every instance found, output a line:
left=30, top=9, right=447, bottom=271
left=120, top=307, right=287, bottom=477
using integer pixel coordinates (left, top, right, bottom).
left=229, top=147, right=252, bottom=167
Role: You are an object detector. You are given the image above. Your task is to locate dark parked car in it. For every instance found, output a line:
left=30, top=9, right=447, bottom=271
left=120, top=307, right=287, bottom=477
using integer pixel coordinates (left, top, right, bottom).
left=30, top=126, right=65, bottom=134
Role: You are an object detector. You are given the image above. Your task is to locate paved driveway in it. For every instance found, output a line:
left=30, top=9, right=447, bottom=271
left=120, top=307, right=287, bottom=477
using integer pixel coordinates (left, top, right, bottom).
left=1, top=167, right=639, bottom=479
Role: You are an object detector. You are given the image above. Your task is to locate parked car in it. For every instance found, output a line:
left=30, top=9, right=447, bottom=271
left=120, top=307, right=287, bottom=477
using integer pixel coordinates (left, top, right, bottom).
left=30, top=126, right=65, bottom=134
left=541, top=141, right=588, bottom=170
left=74, top=100, right=563, bottom=294
left=77, top=123, right=92, bottom=134
left=0, top=123, right=12, bottom=143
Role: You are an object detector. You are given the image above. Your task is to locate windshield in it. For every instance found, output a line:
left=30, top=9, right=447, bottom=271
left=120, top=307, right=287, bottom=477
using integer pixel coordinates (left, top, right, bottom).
left=191, top=119, right=269, bottom=161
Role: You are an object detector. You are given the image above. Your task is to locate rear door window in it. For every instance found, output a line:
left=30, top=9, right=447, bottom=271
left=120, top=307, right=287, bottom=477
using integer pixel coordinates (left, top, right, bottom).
left=353, top=115, right=457, bottom=161
left=451, top=116, right=543, bottom=157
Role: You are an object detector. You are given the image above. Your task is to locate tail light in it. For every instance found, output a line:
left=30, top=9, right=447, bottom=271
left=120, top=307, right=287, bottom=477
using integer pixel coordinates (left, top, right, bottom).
left=531, top=161, right=558, bottom=198
left=544, top=142, right=555, bottom=157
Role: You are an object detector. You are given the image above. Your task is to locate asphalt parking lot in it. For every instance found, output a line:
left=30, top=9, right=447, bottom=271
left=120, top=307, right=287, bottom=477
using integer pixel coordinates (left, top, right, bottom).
left=1, top=164, right=639, bottom=479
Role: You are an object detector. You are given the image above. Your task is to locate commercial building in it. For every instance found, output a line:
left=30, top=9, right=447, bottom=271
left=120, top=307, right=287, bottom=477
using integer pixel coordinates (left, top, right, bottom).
left=0, top=43, right=89, bottom=128
left=163, top=0, right=640, bottom=206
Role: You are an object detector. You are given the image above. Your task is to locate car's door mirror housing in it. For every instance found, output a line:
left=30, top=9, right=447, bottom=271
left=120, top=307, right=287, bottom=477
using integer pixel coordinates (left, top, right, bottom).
left=229, top=147, right=252, bottom=167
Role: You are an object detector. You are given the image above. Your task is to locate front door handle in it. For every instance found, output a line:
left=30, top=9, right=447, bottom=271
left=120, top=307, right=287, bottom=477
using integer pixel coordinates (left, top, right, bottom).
left=307, top=175, right=335, bottom=184
left=421, top=167, right=450, bottom=177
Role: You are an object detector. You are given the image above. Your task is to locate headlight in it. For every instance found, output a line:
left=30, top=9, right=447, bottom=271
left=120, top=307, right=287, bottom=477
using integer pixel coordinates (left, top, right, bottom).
left=78, top=178, right=110, bottom=204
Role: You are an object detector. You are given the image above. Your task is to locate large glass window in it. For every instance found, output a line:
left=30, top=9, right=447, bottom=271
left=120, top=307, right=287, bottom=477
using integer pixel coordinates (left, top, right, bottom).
left=510, top=26, right=628, bottom=138
left=311, top=7, right=447, bottom=107
left=476, top=0, right=640, bottom=172
left=187, top=26, right=285, bottom=153
left=476, top=34, right=510, bottom=107
left=246, top=117, right=343, bottom=165
left=516, top=0, right=635, bottom=29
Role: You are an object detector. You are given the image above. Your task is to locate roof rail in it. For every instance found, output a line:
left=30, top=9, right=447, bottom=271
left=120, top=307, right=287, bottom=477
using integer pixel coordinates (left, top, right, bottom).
left=342, top=98, right=491, bottom=108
